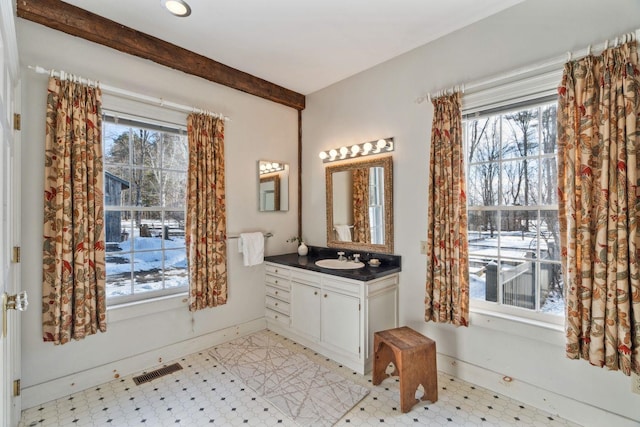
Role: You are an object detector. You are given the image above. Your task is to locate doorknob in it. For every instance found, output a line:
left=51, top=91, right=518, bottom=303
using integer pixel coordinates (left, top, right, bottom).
left=2, top=291, right=28, bottom=338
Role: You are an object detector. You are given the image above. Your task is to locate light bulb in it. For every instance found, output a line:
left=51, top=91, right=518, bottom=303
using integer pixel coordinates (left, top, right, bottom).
left=376, top=139, right=387, bottom=150
left=363, top=142, right=373, bottom=153
left=351, top=145, right=360, bottom=156
left=271, top=162, right=280, bottom=170
left=259, top=163, right=266, bottom=171
left=319, top=151, right=328, bottom=160
left=339, top=146, right=348, bottom=157
left=329, top=149, right=338, bottom=159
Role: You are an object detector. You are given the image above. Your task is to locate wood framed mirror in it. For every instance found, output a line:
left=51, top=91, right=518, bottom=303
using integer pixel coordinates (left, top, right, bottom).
left=258, top=160, right=289, bottom=212
left=325, top=156, right=393, bottom=253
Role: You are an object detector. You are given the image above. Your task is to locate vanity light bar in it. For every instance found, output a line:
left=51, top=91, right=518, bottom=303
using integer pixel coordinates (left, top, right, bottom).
left=318, top=138, right=394, bottom=163
left=259, top=162, right=285, bottom=175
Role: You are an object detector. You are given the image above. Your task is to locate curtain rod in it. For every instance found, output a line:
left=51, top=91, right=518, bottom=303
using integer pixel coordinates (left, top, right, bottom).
left=28, top=65, right=230, bottom=121
left=416, top=28, right=640, bottom=105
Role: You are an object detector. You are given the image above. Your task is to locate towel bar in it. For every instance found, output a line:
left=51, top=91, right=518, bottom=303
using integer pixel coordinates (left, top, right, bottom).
left=227, top=232, right=273, bottom=240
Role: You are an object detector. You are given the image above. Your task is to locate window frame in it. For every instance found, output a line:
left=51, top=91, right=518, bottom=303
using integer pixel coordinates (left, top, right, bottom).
left=101, top=100, right=190, bottom=307
left=461, top=71, right=564, bottom=327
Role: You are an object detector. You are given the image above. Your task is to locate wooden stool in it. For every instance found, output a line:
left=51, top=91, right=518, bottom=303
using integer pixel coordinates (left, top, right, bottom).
left=372, top=326, right=438, bottom=413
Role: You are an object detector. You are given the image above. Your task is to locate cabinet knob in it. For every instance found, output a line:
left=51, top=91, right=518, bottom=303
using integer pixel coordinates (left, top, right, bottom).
left=275, top=291, right=279, bottom=295
left=275, top=302, right=278, bottom=306
left=275, top=280, right=278, bottom=284
left=275, top=269, right=278, bottom=273
left=275, top=315, right=278, bottom=319
left=324, top=294, right=328, bottom=298
left=314, top=291, right=318, bottom=295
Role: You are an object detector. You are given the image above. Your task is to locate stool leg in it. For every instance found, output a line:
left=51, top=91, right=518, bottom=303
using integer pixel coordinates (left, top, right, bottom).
left=423, top=343, right=438, bottom=403
left=372, top=342, right=394, bottom=386
left=398, top=350, right=417, bottom=413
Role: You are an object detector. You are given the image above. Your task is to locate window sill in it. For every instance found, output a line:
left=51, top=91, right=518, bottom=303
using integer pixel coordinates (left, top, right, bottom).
left=469, top=307, right=564, bottom=346
left=107, top=292, right=189, bottom=323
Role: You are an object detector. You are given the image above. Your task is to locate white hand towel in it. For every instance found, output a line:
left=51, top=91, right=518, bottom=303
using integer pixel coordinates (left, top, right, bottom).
left=334, top=225, right=352, bottom=242
left=238, top=232, right=265, bottom=266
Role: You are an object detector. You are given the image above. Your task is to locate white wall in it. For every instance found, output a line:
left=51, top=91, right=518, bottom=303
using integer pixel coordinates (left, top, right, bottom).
left=17, top=19, right=299, bottom=403
left=302, top=0, right=640, bottom=425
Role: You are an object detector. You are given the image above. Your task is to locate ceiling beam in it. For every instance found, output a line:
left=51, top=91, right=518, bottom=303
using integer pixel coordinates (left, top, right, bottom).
left=17, top=0, right=306, bottom=110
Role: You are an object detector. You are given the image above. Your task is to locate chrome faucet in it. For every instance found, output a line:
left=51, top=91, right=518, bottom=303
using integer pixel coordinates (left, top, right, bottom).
left=337, top=251, right=346, bottom=261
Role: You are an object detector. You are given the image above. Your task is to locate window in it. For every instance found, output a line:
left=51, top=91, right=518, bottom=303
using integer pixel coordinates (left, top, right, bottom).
left=464, top=100, right=563, bottom=321
left=103, top=113, right=188, bottom=304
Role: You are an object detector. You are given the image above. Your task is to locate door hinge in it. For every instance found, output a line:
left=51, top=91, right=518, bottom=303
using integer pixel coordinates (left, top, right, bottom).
left=358, top=303, right=361, bottom=311
left=13, top=113, right=21, bottom=131
left=13, top=379, right=20, bottom=396
left=358, top=346, right=361, bottom=354
left=12, top=246, right=20, bottom=263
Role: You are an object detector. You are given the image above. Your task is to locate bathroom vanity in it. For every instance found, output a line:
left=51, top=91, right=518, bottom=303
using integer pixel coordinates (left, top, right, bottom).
left=264, top=250, right=400, bottom=374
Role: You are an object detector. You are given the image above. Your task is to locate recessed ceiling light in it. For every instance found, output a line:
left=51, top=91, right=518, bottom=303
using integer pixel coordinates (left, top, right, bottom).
left=162, top=0, right=191, bottom=17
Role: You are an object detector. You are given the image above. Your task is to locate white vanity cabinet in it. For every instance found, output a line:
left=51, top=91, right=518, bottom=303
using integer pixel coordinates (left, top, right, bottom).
left=264, top=261, right=398, bottom=374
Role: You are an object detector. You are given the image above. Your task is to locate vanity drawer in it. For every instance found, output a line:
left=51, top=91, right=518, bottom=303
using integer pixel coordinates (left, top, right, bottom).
left=266, top=296, right=290, bottom=315
left=265, top=263, right=290, bottom=278
left=266, top=284, right=290, bottom=301
left=266, top=308, right=290, bottom=326
left=265, top=274, right=290, bottom=290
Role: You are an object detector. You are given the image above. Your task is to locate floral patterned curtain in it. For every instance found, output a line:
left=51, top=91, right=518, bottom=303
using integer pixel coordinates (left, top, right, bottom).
left=42, top=77, right=106, bottom=344
left=352, top=168, right=370, bottom=243
left=186, top=113, right=227, bottom=311
left=425, top=92, right=469, bottom=326
left=558, top=41, right=640, bottom=375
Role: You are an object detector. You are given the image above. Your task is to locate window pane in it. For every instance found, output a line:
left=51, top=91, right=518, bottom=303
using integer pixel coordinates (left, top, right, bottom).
left=467, top=164, right=499, bottom=206
left=105, top=240, right=133, bottom=298
left=130, top=168, right=161, bottom=208
left=163, top=171, right=187, bottom=208
left=502, top=108, right=540, bottom=159
left=540, top=158, right=558, bottom=205
left=104, top=167, right=131, bottom=206
left=540, top=210, right=561, bottom=262
left=500, top=259, right=536, bottom=310
left=467, top=211, right=498, bottom=262
left=500, top=159, right=539, bottom=206
left=498, top=209, right=538, bottom=258
left=467, top=116, right=500, bottom=164
left=540, top=103, right=558, bottom=154
left=539, top=262, right=564, bottom=315
left=164, top=249, right=188, bottom=289
left=163, top=133, right=188, bottom=171
left=133, top=250, right=164, bottom=294
left=104, top=123, right=131, bottom=165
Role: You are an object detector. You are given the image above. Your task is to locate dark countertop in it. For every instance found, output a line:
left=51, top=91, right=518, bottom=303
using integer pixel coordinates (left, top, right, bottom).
left=265, top=247, right=401, bottom=281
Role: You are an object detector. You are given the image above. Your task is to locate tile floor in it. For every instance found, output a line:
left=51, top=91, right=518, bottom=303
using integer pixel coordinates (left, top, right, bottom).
left=19, top=330, right=581, bottom=427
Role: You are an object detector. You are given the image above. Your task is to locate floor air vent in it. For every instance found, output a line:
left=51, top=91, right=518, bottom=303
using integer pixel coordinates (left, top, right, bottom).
left=133, top=362, right=183, bottom=385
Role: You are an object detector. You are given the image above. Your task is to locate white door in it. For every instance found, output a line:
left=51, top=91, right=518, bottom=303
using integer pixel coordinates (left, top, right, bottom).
left=1, top=1, right=22, bottom=425
left=290, top=281, right=321, bottom=340
left=321, top=290, right=360, bottom=356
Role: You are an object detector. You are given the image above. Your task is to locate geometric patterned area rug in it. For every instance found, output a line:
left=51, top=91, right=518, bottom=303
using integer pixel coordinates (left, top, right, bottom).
left=209, top=330, right=369, bottom=426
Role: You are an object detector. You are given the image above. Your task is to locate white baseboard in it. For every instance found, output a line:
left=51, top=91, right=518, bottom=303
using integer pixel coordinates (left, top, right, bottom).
left=437, top=353, right=637, bottom=427
left=22, top=318, right=266, bottom=409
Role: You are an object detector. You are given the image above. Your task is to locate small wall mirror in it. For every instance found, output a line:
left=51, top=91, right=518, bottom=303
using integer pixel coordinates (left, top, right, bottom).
left=326, top=156, right=393, bottom=253
left=258, top=160, right=289, bottom=212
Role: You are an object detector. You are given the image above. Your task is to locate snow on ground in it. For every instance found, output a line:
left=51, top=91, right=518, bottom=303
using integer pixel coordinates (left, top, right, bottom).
left=106, top=235, right=187, bottom=298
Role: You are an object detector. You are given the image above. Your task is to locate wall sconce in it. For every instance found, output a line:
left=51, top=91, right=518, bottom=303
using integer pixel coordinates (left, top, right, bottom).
left=259, top=161, right=285, bottom=175
left=318, top=137, right=394, bottom=163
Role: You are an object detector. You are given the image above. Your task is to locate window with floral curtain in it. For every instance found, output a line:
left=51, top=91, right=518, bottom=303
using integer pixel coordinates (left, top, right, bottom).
left=425, top=92, right=470, bottom=326
left=558, top=41, right=640, bottom=375
left=42, top=76, right=107, bottom=344
left=186, top=113, right=227, bottom=311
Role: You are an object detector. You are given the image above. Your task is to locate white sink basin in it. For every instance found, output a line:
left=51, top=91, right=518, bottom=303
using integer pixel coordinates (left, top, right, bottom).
left=315, top=259, right=365, bottom=270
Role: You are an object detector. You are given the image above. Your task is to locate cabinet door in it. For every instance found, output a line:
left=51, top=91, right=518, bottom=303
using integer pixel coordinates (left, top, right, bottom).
left=322, top=290, right=360, bottom=356
left=291, top=281, right=321, bottom=340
